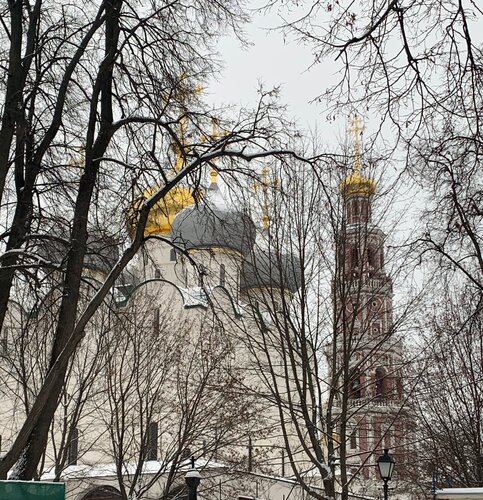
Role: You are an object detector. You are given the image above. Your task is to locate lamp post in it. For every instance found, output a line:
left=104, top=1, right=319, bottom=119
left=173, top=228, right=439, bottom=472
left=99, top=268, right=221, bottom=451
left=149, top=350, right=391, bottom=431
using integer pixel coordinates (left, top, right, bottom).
left=185, top=456, right=201, bottom=500
left=377, top=448, right=396, bottom=500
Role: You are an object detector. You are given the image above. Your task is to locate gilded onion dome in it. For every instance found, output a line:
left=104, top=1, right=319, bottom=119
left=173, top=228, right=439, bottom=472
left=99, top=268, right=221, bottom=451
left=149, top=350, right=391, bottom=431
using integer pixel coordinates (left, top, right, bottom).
left=126, top=184, right=197, bottom=238
left=340, top=114, right=377, bottom=197
left=340, top=170, right=377, bottom=197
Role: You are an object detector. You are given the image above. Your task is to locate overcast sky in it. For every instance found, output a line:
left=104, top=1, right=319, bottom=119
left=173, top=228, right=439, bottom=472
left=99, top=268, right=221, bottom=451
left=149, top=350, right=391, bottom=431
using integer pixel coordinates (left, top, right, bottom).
left=207, top=4, right=348, bottom=142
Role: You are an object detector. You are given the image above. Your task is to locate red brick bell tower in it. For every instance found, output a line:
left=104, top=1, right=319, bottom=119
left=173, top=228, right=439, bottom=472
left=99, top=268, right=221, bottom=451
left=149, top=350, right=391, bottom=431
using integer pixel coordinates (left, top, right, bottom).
left=331, top=116, right=406, bottom=492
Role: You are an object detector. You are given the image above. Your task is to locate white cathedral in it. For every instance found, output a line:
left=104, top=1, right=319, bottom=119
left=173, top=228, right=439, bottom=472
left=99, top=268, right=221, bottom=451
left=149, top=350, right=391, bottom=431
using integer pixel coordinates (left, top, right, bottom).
left=0, top=143, right=407, bottom=499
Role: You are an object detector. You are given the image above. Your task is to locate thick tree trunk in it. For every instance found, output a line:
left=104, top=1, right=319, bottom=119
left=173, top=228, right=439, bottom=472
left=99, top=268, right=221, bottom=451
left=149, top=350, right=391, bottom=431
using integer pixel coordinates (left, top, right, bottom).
left=10, top=0, right=122, bottom=478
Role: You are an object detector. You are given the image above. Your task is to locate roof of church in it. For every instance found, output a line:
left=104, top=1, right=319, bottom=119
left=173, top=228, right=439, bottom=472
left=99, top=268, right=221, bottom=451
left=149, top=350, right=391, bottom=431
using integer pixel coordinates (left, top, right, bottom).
left=170, top=182, right=256, bottom=256
left=241, top=247, right=301, bottom=293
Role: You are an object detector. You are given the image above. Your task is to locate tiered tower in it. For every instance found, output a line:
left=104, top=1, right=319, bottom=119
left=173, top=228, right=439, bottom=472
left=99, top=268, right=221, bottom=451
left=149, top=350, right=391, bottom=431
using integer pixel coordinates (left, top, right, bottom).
left=333, top=117, right=405, bottom=491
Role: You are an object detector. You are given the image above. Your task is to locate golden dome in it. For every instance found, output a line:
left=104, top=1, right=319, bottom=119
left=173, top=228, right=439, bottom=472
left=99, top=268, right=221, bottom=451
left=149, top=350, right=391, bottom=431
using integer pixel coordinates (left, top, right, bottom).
left=126, top=184, right=197, bottom=237
left=340, top=171, right=377, bottom=197
left=340, top=114, right=377, bottom=197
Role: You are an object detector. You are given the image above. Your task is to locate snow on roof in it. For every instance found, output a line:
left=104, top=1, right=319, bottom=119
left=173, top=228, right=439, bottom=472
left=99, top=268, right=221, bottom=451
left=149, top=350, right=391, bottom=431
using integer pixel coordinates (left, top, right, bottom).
left=437, top=488, right=483, bottom=499
left=41, top=458, right=227, bottom=481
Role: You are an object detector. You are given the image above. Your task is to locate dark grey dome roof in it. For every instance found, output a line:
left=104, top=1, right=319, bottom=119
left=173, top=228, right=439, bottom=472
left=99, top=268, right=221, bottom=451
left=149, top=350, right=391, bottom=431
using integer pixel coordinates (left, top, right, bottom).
left=170, top=186, right=256, bottom=256
left=241, top=248, right=301, bottom=293
left=37, top=227, right=119, bottom=275
left=84, top=231, right=119, bottom=274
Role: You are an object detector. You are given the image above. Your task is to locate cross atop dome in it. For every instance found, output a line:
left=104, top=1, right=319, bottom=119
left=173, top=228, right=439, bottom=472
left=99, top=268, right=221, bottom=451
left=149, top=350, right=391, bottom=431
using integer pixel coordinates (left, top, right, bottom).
left=252, top=164, right=278, bottom=230
left=349, top=114, right=364, bottom=175
left=340, top=114, right=377, bottom=198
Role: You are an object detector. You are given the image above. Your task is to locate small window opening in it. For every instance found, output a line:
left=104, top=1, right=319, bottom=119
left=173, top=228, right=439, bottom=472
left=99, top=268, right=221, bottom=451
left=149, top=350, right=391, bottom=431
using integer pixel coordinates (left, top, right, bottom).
left=198, top=266, right=207, bottom=287
left=68, top=428, right=78, bottom=466
left=350, top=377, right=362, bottom=399
left=153, top=308, right=160, bottom=335
left=351, top=247, right=359, bottom=268
left=350, top=427, right=357, bottom=449
left=147, top=421, right=158, bottom=461
left=169, top=248, right=176, bottom=262
left=375, top=367, right=386, bottom=398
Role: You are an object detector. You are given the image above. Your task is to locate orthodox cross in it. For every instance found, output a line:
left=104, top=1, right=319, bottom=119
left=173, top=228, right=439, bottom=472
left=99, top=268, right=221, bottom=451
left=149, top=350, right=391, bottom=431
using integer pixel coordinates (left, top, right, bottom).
left=202, top=117, right=229, bottom=184
left=173, top=74, right=204, bottom=172
left=349, top=114, right=364, bottom=174
left=68, top=144, right=85, bottom=171
left=252, top=165, right=278, bottom=230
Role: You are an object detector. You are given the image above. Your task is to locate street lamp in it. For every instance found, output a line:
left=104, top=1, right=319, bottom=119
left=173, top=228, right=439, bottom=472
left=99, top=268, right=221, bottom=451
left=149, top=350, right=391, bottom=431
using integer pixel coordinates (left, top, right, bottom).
left=185, top=456, right=201, bottom=500
left=377, top=448, right=396, bottom=500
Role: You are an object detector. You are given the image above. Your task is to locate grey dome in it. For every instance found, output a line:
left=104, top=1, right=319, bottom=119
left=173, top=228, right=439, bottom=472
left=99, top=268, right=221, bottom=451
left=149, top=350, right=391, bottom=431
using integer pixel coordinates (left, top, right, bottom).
left=170, top=186, right=256, bottom=256
left=241, top=248, right=302, bottom=293
left=84, top=231, right=119, bottom=274
left=37, top=227, right=119, bottom=275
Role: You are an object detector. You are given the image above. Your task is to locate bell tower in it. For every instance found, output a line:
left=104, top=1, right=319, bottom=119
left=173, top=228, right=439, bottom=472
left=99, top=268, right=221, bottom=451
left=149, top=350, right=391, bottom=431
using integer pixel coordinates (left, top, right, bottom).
left=331, top=116, right=405, bottom=491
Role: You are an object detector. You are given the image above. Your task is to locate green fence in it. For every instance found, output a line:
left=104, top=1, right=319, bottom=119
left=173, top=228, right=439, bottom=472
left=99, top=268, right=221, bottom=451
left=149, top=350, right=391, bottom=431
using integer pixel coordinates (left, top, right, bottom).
left=0, top=481, right=65, bottom=500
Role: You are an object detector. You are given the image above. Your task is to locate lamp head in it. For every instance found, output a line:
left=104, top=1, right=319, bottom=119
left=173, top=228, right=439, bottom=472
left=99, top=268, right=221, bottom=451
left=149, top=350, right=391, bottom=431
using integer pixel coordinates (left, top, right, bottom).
left=377, top=448, right=396, bottom=481
left=185, top=457, right=201, bottom=489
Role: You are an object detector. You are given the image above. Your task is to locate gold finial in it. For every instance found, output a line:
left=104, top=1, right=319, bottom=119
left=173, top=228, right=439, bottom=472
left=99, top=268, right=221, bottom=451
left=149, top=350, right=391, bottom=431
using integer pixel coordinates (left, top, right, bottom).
left=340, top=114, right=377, bottom=197
left=68, top=144, right=85, bottom=170
left=210, top=168, right=218, bottom=184
left=252, top=165, right=277, bottom=230
left=349, top=114, right=364, bottom=174
left=172, top=74, right=204, bottom=172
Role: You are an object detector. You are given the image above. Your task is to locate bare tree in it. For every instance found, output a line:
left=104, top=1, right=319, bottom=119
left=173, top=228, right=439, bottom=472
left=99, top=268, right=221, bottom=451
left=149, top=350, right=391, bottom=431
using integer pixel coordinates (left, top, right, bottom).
left=0, top=0, right=301, bottom=480
left=273, top=0, right=482, bottom=289
left=233, top=148, right=418, bottom=499
left=93, top=281, right=261, bottom=500
left=408, top=283, right=483, bottom=493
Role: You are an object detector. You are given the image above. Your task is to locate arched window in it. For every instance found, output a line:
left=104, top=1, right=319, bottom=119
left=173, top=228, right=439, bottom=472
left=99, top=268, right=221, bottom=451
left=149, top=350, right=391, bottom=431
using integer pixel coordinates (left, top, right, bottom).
left=375, top=367, right=386, bottom=398
left=350, top=375, right=362, bottom=399
left=349, top=425, right=358, bottom=449
left=351, top=247, right=359, bottom=268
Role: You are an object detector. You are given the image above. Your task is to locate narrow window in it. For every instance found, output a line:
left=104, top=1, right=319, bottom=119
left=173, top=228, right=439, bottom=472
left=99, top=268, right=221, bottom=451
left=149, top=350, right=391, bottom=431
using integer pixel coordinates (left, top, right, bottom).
left=147, top=421, right=158, bottom=461
left=154, top=268, right=161, bottom=279
left=351, top=247, right=359, bottom=268
left=0, top=327, right=7, bottom=354
left=353, top=200, right=359, bottom=217
left=247, top=436, right=253, bottom=471
left=220, top=263, right=226, bottom=287
left=350, top=427, right=357, bottom=449
left=350, top=377, right=362, bottom=399
left=169, top=248, right=176, bottom=262
left=368, top=248, right=375, bottom=268
left=375, top=367, right=386, bottom=398
left=68, top=428, right=78, bottom=466
left=198, top=266, right=207, bottom=287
